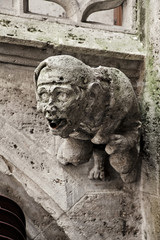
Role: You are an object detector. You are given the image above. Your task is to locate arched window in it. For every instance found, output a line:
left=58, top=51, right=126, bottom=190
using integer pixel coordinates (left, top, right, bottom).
left=0, top=0, right=137, bottom=31
left=28, top=0, right=66, bottom=18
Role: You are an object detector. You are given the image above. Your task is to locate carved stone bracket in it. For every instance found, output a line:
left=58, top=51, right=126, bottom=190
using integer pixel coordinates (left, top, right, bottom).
left=34, top=55, right=141, bottom=184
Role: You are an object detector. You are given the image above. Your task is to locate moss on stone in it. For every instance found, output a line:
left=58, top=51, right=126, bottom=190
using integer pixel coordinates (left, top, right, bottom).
left=0, top=14, right=144, bottom=61
left=145, top=46, right=160, bottom=115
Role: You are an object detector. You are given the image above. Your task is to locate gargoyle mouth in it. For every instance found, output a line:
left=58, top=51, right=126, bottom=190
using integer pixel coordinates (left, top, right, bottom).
left=47, top=118, right=67, bottom=129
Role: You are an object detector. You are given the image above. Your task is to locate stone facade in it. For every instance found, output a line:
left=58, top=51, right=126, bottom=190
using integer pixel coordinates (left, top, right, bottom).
left=0, top=0, right=159, bottom=240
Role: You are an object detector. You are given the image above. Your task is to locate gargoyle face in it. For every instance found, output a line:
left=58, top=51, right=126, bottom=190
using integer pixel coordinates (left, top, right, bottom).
left=36, top=83, right=85, bottom=138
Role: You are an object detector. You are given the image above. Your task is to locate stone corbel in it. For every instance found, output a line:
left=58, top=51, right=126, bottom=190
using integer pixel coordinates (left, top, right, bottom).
left=34, top=55, right=141, bottom=184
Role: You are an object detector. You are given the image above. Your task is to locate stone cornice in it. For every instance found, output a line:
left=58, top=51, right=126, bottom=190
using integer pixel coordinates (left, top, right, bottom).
left=0, top=14, right=145, bottom=66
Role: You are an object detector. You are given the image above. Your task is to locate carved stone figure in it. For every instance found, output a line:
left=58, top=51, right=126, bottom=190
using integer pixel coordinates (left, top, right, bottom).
left=34, top=55, right=141, bottom=183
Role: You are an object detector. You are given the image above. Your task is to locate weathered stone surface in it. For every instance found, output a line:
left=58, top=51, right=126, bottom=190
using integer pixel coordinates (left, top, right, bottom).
left=0, top=14, right=144, bottom=60
left=35, top=55, right=141, bottom=183
left=139, top=1, right=160, bottom=239
left=66, top=191, right=141, bottom=240
left=2, top=1, right=158, bottom=238
left=0, top=0, right=160, bottom=239
left=141, top=194, right=160, bottom=240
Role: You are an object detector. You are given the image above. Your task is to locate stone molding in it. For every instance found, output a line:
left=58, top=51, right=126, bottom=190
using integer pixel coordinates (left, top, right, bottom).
left=0, top=13, right=145, bottom=97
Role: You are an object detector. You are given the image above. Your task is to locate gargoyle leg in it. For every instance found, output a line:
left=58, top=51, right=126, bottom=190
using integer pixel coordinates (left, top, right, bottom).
left=88, top=148, right=107, bottom=180
left=105, top=129, right=140, bottom=183
left=57, top=138, right=93, bottom=166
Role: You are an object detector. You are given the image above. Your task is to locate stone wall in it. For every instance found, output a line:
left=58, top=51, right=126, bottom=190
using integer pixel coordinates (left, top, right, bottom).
left=0, top=0, right=160, bottom=239
left=140, top=1, right=160, bottom=239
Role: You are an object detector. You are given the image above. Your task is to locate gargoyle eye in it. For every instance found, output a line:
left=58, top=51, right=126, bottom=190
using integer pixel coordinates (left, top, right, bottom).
left=59, top=76, right=64, bottom=81
left=57, top=92, right=67, bottom=102
left=80, top=76, right=87, bottom=84
left=40, top=92, right=49, bottom=101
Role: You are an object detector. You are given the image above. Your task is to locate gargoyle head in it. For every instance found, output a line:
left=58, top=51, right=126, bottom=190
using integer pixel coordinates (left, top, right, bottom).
left=34, top=55, right=98, bottom=138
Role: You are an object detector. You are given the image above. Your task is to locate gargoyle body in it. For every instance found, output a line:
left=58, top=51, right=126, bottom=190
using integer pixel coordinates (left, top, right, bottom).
left=34, top=55, right=141, bottom=183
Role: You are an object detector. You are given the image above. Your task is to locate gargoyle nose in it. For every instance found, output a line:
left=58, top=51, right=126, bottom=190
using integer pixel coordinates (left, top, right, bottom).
left=45, top=107, right=57, bottom=118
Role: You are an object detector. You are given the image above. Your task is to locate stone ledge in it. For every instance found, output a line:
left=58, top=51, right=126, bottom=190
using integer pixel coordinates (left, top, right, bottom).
left=0, top=14, right=145, bottom=62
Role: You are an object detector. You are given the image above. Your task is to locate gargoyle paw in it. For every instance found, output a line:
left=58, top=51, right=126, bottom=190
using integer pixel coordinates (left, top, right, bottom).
left=88, top=167, right=104, bottom=180
left=105, top=134, right=128, bottom=154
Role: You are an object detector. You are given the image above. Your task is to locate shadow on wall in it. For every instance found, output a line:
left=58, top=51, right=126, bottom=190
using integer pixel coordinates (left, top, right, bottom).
left=0, top=195, right=26, bottom=240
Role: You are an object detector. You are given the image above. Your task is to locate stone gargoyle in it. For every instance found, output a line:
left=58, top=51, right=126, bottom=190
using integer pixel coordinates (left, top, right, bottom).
left=34, top=55, right=141, bottom=183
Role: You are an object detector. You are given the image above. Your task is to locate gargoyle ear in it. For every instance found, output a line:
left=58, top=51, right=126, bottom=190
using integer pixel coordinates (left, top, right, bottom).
left=88, top=82, right=102, bottom=99
left=85, top=82, right=103, bottom=113
left=34, top=60, right=47, bottom=87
